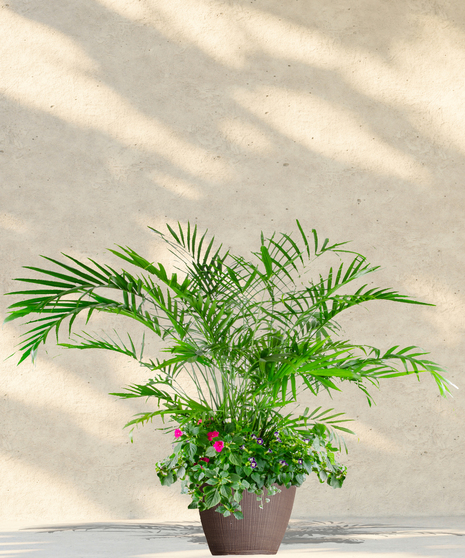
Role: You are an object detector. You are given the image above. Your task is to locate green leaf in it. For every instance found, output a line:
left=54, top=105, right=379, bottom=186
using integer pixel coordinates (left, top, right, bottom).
left=329, top=475, right=343, bottom=488
left=318, top=470, right=328, bottom=482
left=205, top=446, right=217, bottom=457
left=229, top=453, right=242, bottom=466
left=251, top=472, right=261, bottom=484
left=188, top=442, right=197, bottom=460
left=205, top=489, right=221, bottom=509
left=160, top=473, right=174, bottom=486
left=260, top=245, right=273, bottom=278
left=220, top=485, right=231, bottom=498
left=234, top=489, right=243, bottom=502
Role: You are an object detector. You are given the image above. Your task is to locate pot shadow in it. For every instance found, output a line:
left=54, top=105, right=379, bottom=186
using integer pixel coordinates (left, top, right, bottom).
left=22, top=520, right=465, bottom=546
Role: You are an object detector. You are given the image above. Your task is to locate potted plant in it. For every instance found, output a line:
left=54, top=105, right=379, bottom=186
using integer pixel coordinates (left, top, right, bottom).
left=4, top=221, right=453, bottom=555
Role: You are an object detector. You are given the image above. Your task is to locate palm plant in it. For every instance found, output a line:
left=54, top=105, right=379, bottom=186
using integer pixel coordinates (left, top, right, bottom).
left=4, top=221, right=453, bottom=516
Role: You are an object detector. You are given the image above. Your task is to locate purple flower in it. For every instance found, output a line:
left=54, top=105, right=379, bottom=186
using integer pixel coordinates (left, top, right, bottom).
left=266, top=448, right=273, bottom=453
left=279, top=460, right=288, bottom=466
left=303, top=438, right=310, bottom=443
left=248, top=457, right=257, bottom=468
left=240, top=445, right=246, bottom=450
left=251, top=433, right=257, bottom=440
left=256, top=437, right=264, bottom=445
left=297, top=459, right=303, bottom=465
left=273, top=432, right=282, bottom=442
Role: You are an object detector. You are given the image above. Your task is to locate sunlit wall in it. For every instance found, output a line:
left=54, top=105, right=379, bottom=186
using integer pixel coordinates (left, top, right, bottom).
left=1, top=0, right=464, bottom=522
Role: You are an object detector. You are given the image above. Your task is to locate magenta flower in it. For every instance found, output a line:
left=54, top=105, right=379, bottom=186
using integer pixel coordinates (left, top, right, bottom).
left=207, top=431, right=220, bottom=441
left=213, top=440, right=224, bottom=452
left=174, top=429, right=183, bottom=438
left=197, top=419, right=202, bottom=424
left=199, top=457, right=210, bottom=463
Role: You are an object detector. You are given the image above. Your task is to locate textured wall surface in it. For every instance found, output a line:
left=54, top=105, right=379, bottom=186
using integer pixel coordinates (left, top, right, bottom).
left=1, top=0, right=464, bottom=522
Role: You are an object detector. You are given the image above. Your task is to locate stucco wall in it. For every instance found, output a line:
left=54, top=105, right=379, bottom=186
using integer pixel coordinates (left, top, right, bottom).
left=1, top=0, right=464, bottom=522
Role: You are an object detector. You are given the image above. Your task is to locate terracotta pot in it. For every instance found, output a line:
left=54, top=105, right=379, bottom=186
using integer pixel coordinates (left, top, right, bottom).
left=199, top=485, right=296, bottom=555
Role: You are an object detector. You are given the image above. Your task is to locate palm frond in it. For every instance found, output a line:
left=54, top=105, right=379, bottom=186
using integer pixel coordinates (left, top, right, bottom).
left=5, top=220, right=453, bottom=437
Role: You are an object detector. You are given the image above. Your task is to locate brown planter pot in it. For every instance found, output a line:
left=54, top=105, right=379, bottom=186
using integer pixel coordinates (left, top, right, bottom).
left=199, top=485, right=296, bottom=555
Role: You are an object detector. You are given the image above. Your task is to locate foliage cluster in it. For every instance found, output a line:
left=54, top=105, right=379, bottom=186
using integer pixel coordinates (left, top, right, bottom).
left=155, top=418, right=346, bottom=517
left=5, top=221, right=453, bottom=515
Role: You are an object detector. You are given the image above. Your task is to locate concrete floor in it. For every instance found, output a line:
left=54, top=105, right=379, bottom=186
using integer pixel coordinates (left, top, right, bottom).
left=1, top=518, right=464, bottom=558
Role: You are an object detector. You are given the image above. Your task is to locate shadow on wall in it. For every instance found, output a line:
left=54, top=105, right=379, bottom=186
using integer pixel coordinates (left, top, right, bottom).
left=1, top=0, right=465, bottom=520
left=3, top=0, right=465, bottom=242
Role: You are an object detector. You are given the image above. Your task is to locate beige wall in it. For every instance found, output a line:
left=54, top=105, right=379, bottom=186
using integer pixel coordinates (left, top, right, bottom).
left=1, top=0, right=464, bottom=522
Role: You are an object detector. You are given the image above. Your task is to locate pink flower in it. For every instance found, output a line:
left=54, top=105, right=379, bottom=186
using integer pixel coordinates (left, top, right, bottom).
left=213, top=440, right=224, bottom=453
left=207, top=431, right=219, bottom=441
left=199, top=457, right=210, bottom=462
left=197, top=419, right=202, bottom=424
left=174, top=429, right=183, bottom=438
